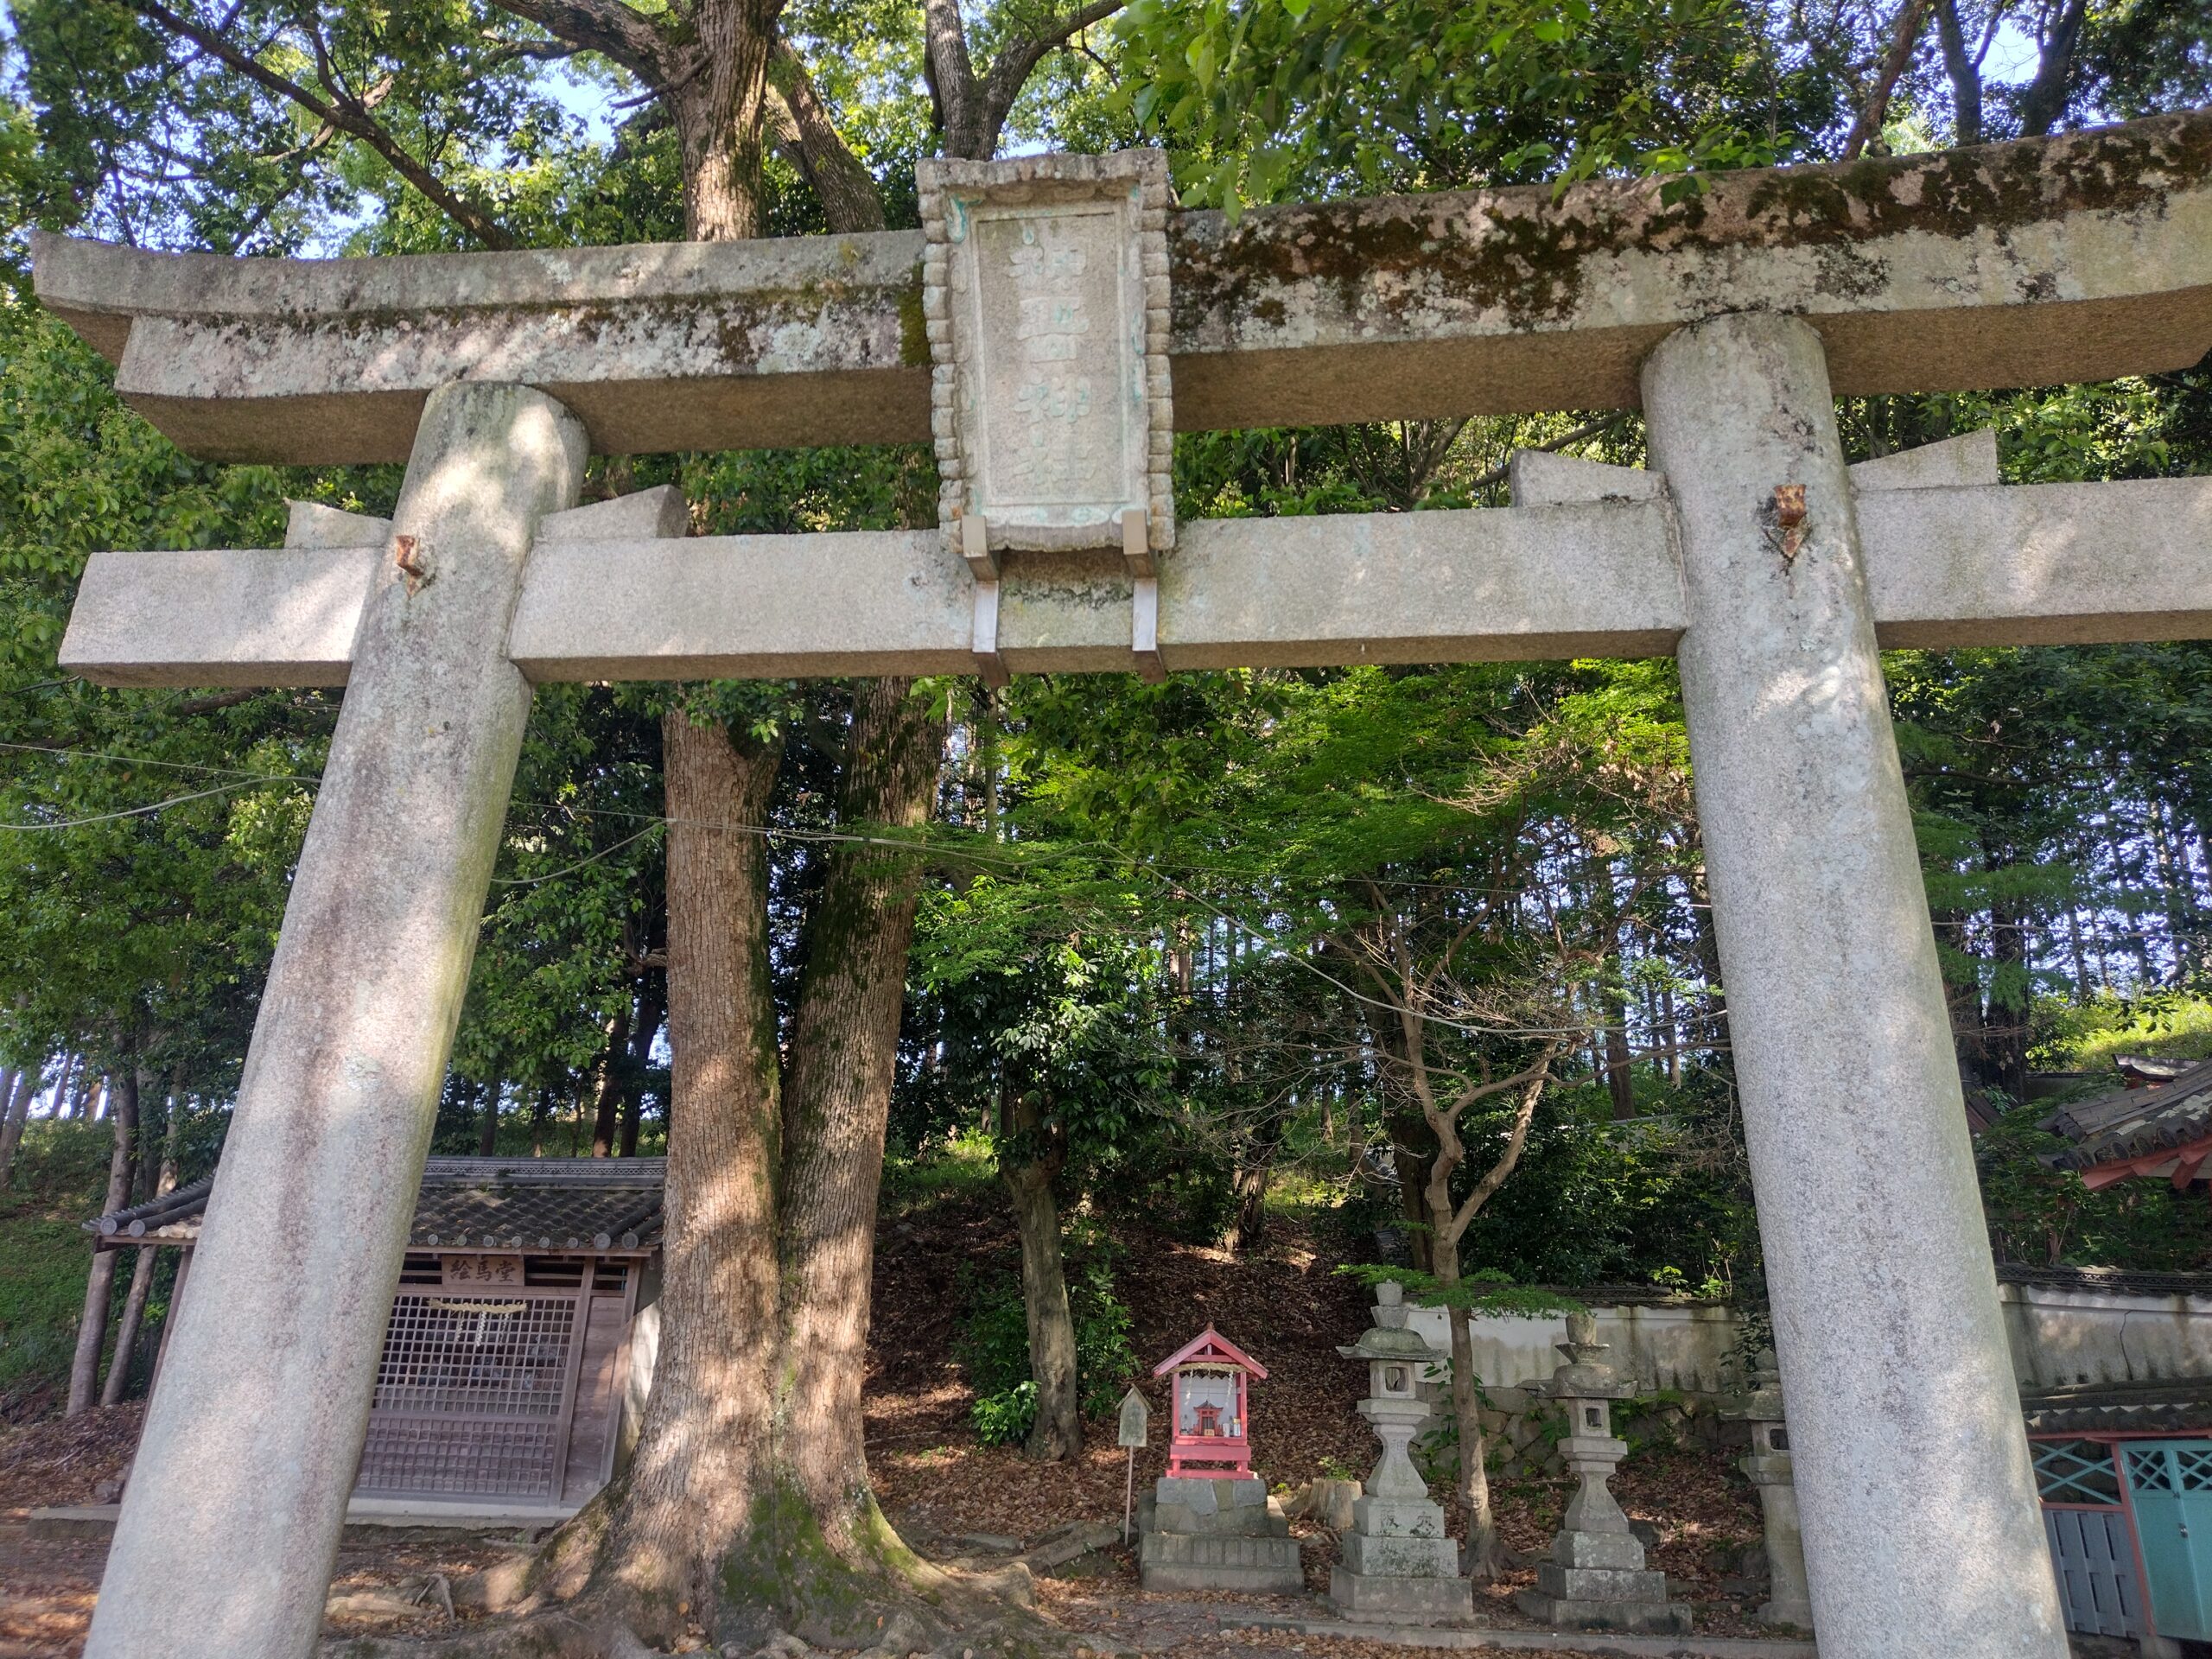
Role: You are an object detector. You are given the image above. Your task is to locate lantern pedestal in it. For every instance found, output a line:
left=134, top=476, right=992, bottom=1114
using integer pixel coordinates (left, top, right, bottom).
left=1514, top=1322, right=1689, bottom=1635
left=1725, top=1350, right=1814, bottom=1630
left=1137, top=1478, right=1303, bottom=1592
left=1329, top=1313, right=1472, bottom=1622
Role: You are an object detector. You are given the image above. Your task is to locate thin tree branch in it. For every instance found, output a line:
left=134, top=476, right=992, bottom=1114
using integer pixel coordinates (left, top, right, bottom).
left=978, top=0, right=1127, bottom=153
left=123, top=0, right=521, bottom=249
left=1465, top=411, right=1628, bottom=493
left=1446, top=1057, right=1559, bottom=1247
left=1842, top=0, right=1933, bottom=158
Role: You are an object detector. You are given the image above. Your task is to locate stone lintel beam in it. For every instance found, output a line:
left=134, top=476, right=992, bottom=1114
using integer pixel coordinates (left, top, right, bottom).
left=60, top=546, right=376, bottom=687
left=60, top=474, right=2212, bottom=688
left=506, top=474, right=2212, bottom=676
left=1861, top=476, right=2212, bottom=647
left=32, top=109, right=2212, bottom=463
left=507, top=501, right=1683, bottom=679
left=58, top=488, right=687, bottom=687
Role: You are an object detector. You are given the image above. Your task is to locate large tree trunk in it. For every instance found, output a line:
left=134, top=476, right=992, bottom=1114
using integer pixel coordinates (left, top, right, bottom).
left=671, top=2, right=784, bottom=243
left=1227, top=1109, right=1283, bottom=1255
left=776, top=679, right=948, bottom=1520
left=593, top=710, right=786, bottom=1636
left=594, top=681, right=947, bottom=1648
left=67, top=1065, right=139, bottom=1417
left=1005, top=1154, right=1081, bottom=1461
left=1388, top=1113, right=1435, bottom=1274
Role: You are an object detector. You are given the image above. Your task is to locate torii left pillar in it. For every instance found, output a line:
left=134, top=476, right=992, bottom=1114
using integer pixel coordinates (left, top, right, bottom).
left=84, top=383, right=587, bottom=1659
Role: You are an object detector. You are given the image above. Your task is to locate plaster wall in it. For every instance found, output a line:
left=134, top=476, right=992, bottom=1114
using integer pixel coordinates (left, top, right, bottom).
left=1999, top=1281, right=2212, bottom=1389
left=1402, top=1282, right=2212, bottom=1396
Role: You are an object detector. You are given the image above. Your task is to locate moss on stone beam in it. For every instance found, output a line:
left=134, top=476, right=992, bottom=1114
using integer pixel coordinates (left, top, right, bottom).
left=29, top=108, right=2212, bottom=461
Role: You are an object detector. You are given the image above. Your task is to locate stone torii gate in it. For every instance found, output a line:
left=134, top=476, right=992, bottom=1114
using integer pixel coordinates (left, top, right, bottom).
left=33, top=110, right=2212, bottom=1659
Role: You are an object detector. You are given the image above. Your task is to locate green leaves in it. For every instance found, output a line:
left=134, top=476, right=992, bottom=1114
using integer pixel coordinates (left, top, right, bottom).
left=1335, top=1262, right=1586, bottom=1319
left=1111, top=0, right=1831, bottom=208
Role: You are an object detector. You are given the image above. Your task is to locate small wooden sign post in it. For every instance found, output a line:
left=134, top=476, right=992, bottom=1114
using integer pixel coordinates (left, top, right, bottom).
left=1117, top=1385, right=1151, bottom=1544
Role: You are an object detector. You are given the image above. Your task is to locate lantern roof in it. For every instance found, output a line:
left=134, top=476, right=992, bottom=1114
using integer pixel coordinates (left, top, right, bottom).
left=1152, top=1324, right=1268, bottom=1380
left=1338, top=1325, right=1441, bottom=1363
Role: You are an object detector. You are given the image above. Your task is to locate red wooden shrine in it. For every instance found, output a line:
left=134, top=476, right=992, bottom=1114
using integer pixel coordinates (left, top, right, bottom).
left=1153, top=1325, right=1268, bottom=1478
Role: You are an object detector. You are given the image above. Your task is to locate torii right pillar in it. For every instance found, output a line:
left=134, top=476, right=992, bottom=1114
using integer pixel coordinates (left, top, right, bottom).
left=1645, top=312, right=2065, bottom=1657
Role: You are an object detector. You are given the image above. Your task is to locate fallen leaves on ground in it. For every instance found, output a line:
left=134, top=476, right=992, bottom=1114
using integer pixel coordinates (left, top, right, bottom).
left=0, top=1405, right=141, bottom=1518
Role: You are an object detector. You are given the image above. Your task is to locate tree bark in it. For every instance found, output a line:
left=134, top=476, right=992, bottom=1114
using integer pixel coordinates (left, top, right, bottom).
left=1931, top=0, right=1984, bottom=145
left=670, top=2, right=788, bottom=242
left=779, top=679, right=949, bottom=1507
left=620, top=971, right=663, bottom=1156
left=1227, top=1110, right=1283, bottom=1255
left=1602, top=1014, right=1637, bottom=1121
left=102, top=1089, right=181, bottom=1407
left=590, top=998, right=635, bottom=1157
left=478, top=1082, right=501, bottom=1157
left=1433, top=1232, right=1501, bottom=1576
left=996, top=1061, right=1082, bottom=1462
left=1841, top=0, right=1932, bottom=158
left=594, top=709, right=785, bottom=1631
left=1005, top=1152, right=1081, bottom=1461
left=0, top=1065, right=35, bottom=1191
left=2017, top=0, right=2088, bottom=137
left=67, top=1065, right=139, bottom=1417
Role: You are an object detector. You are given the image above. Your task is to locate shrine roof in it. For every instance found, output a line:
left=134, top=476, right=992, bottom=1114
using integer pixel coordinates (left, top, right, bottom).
left=85, top=1156, right=665, bottom=1255
left=2022, top=1376, right=2212, bottom=1437
left=1153, top=1325, right=1268, bottom=1378
left=1996, top=1262, right=2212, bottom=1303
left=29, top=108, right=2212, bottom=464
left=2039, top=1060, right=2212, bottom=1175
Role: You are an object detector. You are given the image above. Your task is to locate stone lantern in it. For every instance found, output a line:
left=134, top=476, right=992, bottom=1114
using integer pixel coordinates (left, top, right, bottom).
left=1724, top=1348, right=1814, bottom=1630
left=1515, top=1311, right=1688, bottom=1634
left=1329, top=1317, right=1473, bottom=1622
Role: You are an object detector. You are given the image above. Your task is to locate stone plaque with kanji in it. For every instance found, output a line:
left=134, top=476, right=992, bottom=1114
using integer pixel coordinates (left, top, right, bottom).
left=919, top=150, right=1173, bottom=558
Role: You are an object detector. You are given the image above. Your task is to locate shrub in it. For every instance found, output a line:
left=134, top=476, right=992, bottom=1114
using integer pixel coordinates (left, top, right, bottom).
left=971, top=1380, right=1039, bottom=1446
left=955, top=1232, right=1139, bottom=1440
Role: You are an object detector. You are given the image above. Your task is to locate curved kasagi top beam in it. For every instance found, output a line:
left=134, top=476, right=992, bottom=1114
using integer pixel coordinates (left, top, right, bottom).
left=32, top=108, right=2212, bottom=465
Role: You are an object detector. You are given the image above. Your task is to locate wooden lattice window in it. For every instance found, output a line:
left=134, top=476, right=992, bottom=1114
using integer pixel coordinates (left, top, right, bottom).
left=357, top=1290, right=584, bottom=1499
left=2036, top=1440, right=2123, bottom=1507
left=372, top=1293, right=576, bottom=1417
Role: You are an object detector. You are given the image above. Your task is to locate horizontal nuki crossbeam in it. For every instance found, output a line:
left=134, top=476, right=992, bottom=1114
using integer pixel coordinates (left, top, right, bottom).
left=57, top=443, right=2212, bottom=688
left=30, top=109, right=2212, bottom=464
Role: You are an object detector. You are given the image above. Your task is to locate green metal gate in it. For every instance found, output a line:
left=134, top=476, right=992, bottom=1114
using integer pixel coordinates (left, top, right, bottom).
left=2124, top=1440, right=2212, bottom=1642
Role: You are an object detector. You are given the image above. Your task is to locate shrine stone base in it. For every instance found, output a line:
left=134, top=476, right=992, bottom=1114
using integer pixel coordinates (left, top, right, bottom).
left=1139, top=1477, right=1303, bottom=1592
left=1139, top=1529, right=1304, bottom=1592
left=1328, top=1487, right=1469, bottom=1622
left=1328, top=1563, right=1474, bottom=1624
left=1516, top=1557, right=1692, bottom=1635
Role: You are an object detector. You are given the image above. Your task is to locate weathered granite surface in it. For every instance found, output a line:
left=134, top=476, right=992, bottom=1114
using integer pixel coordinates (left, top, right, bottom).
left=32, top=110, right=2212, bottom=462
left=1138, top=1476, right=1302, bottom=1593
left=65, top=465, right=2212, bottom=690
left=1646, top=314, right=2067, bottom=1657
left=80, top=384, right=588, bottom=1659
